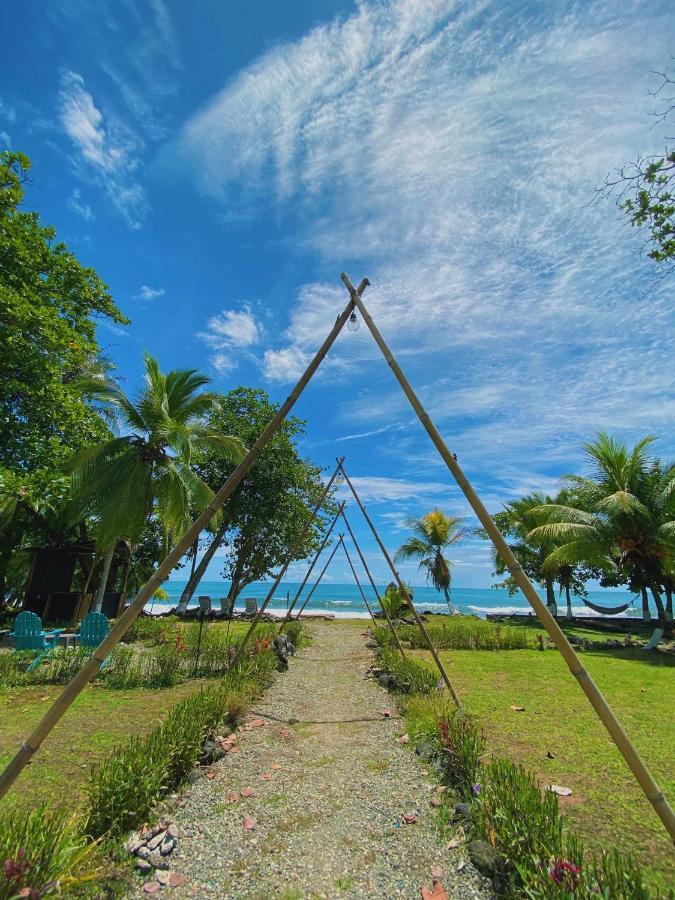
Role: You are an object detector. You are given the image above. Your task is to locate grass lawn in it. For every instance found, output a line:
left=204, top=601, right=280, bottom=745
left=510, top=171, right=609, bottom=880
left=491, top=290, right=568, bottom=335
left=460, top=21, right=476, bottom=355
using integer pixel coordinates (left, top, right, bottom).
left=0, top=680, right=212, bottom=816
left=0, top=619, right=256, bottom=816
left=412, top=642, right=674, bottom=889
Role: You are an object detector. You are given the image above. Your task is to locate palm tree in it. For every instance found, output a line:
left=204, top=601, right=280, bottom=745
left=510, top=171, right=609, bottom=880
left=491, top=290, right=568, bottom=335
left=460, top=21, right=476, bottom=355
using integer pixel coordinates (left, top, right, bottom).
left=394, top=510, right=466, bottom=614
left=70, top=353, right=245, bottom=606
left=529, top=434, right=675, bottom=640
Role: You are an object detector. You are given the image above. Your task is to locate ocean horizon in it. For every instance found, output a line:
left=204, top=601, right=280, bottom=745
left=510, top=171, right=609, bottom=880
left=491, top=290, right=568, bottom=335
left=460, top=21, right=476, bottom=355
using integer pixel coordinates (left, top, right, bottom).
left=152, top=581, right=644, bottom=619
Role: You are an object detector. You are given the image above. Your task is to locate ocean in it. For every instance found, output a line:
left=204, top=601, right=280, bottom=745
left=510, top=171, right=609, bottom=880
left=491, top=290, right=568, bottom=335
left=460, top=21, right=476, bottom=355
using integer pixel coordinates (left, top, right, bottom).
left=153, top=581, right=642, bottom=619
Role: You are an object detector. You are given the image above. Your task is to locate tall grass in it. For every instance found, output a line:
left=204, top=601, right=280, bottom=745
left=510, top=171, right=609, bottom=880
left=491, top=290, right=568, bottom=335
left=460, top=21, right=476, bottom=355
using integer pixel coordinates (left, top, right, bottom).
left=0, top=621, right=281, bottom=689
left=0, top=808, right=99, bottom=900
left=85, top=648, right=276, bottom=838
left=378, top=647, right=438, bottom=694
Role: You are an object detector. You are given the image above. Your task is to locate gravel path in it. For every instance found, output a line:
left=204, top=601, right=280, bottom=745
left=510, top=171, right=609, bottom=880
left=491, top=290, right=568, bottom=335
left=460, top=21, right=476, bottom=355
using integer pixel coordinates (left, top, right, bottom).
left=129, top=621, right=492, bottom=899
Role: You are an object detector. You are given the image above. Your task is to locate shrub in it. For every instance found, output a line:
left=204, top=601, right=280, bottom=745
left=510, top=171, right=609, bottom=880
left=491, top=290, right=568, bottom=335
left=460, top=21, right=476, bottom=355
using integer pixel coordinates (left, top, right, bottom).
left=0, top=807, right=98, bottom=899
left=437, top=710, right=485, bottom=800
left=282, top=620, right=305, bottom=648
left=379, top=648, right=437, bottom=694
left=473, top=758, right=569, bottom=892
left=380, top=585, right=411, bottom=619
left=85, top=651, right=274, bottom=839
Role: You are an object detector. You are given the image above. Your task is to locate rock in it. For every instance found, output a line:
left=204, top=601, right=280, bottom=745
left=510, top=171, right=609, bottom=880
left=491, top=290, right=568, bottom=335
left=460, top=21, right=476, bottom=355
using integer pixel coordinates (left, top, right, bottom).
left=169, top=873, right=187, bottom=888
left=136, top=860, right=153, bottom=875
left=148, top=850, right=170, bottom=870
left=146, top=830, right=167, bottom=852
left=159, top=835, right=176, bottom=856
left=142, top=883, right=160, bottom=894
left=377, top=673, right=391, bottom=687
left=415, top=740, right=436, bottom=762
left=125, top=832, right=144, bottom=854
left=466, top=840, right=505, bottom=878
left=199, top=739, right=226, bottom=765
left=155, top=871, right=171, bottom=885
left=137, top=846, right=151, bottom=861
left=453, top=802, right=471, bottom=820
left=166, top=824, right=179, bottom=840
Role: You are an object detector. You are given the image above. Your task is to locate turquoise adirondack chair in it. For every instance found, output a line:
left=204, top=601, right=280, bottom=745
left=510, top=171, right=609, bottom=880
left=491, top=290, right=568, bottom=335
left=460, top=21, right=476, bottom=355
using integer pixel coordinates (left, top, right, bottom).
left=76, top=612, right=110, bottom=668
left=10, top=611, right=63, bottom=670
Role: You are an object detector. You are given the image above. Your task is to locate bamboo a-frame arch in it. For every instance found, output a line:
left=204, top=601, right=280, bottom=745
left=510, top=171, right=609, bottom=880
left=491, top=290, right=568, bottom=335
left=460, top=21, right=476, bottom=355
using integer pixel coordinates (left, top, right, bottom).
left=0, top=273, right=672, bottom=844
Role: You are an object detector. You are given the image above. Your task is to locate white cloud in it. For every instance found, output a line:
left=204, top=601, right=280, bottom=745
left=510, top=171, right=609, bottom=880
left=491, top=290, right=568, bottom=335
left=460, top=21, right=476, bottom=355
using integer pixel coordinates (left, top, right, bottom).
left=175, top=0, right=674, bottom=508
left=198, top=304, right=262, bottom=375
left=58, top=70, right=147, bottom=226
left=138, top=285, right=166, bottom=301
left=336, top=475, right=453, bottom=504
left=0, top=130, right=10, bottom=148
left=67, top=188, right=94, bottom=221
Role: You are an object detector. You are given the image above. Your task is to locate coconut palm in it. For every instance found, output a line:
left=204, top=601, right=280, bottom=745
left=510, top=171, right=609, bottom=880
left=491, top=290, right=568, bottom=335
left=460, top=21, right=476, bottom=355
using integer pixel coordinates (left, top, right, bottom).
left=490, top=493, right=560, bottom=614
left=69, top=353, right=246, bottom=559
left=394, top=510, right=466, bottom=614
left=528, top=434, right=675, bottom=637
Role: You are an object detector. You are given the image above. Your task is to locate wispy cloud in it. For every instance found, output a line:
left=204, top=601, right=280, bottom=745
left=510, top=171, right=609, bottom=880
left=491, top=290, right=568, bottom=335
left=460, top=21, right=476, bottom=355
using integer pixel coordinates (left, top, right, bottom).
left=198, top=304, right=262, bottom=374
left=59, top=71, right=147, bottom=227
left=67, top=188, right=94, bottom=221
left=137, top=285, right=166, bottom=301
left=174, top=0, right=674, bottom=543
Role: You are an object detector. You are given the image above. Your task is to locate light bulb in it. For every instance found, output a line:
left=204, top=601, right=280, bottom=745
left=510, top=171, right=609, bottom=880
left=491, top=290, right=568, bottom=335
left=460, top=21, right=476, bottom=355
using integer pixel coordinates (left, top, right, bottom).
left=347, top=310, right=360, bottom=332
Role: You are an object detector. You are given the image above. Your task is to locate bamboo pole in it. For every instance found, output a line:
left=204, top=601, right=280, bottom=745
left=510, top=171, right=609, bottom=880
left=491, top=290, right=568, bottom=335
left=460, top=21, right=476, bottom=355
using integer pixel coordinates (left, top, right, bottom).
left=0, top=290, right=362, bottom=803
left=340, top=536, right=378, bottom=626
left=341, top=509, right=406, bottom=657
left=339, top=460, right=461, bottom=707
left=341, top=272, right=675, bottom=841
left=278, top=498, right=345, bottom=631
left=294, top=536, right=343, bottom=619
left=229, top=484, right=344, bottom=669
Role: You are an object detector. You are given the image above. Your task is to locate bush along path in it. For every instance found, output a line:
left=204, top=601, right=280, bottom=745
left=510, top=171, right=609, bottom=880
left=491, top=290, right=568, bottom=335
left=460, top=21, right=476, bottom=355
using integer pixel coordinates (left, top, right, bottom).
left=374, top=638, right=669, bottom=899
left=126, top=621, right=492, bottom=899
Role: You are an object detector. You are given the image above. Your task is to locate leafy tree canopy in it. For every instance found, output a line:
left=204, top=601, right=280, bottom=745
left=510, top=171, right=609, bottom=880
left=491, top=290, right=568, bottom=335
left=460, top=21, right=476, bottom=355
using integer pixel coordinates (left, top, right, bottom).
left=602, top=67, right=675, bottom=270
left=0, top=151, right=128, bottom=472
left=192, top=387, right=336, bottom=606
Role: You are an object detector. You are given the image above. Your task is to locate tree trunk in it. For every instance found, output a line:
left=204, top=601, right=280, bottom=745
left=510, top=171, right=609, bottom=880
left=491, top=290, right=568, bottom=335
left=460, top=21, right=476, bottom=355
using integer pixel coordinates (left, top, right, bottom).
left=176, top=523, right=227, bottom=614
left=442, top=585, right=455, bottom=615
left=565, top=584, right=572, bottom=618
left=545, top=578, right=557, bottom=616
left=644, top=586, right=667, bottom=649
left=93, top=548, right=114, bottom=614
left=665, top=586, right=672, bottom=622
left=641, top=587, right=651, bottom=621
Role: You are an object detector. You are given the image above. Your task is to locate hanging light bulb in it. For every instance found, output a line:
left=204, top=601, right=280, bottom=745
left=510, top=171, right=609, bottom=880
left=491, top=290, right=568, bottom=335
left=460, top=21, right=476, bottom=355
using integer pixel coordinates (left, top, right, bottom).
left=347, top=310, right=360, bottom=332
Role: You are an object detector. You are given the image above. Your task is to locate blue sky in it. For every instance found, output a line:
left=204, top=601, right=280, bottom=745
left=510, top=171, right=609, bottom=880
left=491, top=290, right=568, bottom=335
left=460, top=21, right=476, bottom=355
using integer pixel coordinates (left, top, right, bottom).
left=2, top=0, right=673, bottom=589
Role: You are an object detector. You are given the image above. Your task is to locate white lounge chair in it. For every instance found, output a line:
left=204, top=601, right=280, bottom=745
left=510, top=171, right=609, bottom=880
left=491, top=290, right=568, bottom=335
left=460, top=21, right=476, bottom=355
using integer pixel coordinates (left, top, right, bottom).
left=244, top=597, right=258, bottom=616
left=198, top=596, right=212, bottom=615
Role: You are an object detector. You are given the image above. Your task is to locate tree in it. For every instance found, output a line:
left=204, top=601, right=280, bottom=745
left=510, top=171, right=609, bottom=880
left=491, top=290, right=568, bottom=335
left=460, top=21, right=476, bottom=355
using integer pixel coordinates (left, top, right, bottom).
left=485, top=493, right=562, bottom=615
left=0, top=151, right=127, bottom=472
left=601, top=67, right=675, bottom=271
left=177, top=387, right=334, bottom=614
left=70, top=354, right=245, bottom=610
left=394, top=510, right=466, bottom=614
left=529, top=434, right=675, bottom=640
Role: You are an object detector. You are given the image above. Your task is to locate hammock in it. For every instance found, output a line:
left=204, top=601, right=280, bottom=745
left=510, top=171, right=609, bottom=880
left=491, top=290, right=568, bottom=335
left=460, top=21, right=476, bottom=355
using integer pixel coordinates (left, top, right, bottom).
left=581, top=597, right=634, bottom=616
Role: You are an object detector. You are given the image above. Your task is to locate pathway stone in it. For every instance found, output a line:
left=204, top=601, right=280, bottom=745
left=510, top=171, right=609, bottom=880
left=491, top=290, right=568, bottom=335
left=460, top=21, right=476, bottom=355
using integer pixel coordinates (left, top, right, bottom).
left=127, top=621, right=492, bottom=899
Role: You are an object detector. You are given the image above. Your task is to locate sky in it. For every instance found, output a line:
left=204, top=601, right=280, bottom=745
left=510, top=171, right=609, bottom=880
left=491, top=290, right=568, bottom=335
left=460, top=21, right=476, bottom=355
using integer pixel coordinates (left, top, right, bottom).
left=2, top=0, right=673, bottom=590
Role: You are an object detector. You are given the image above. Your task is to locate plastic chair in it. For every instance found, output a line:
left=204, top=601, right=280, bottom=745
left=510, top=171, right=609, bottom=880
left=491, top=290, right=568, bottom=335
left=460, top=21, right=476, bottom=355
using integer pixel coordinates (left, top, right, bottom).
left=76, top=612, right=110, bottom=668
left=10, top=611, right=64, bottom=670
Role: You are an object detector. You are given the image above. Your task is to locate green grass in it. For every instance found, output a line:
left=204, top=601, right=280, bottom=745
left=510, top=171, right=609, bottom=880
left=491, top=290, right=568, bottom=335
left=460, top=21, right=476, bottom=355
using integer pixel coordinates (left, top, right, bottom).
left=0, top=680, right=211, bottom=815
left=409, top=643, right=674, bottom=890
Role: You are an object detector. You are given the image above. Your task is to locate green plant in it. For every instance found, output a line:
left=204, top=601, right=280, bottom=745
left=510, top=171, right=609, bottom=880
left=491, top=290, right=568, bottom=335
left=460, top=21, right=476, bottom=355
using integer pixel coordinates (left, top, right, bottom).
left=437, top=710, right=485, bottom=799
left=379, top=584, right=410, bottom=619
left=378, top=647, right=437, bottom=694
left=0, top=807, right=98, bottom=899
